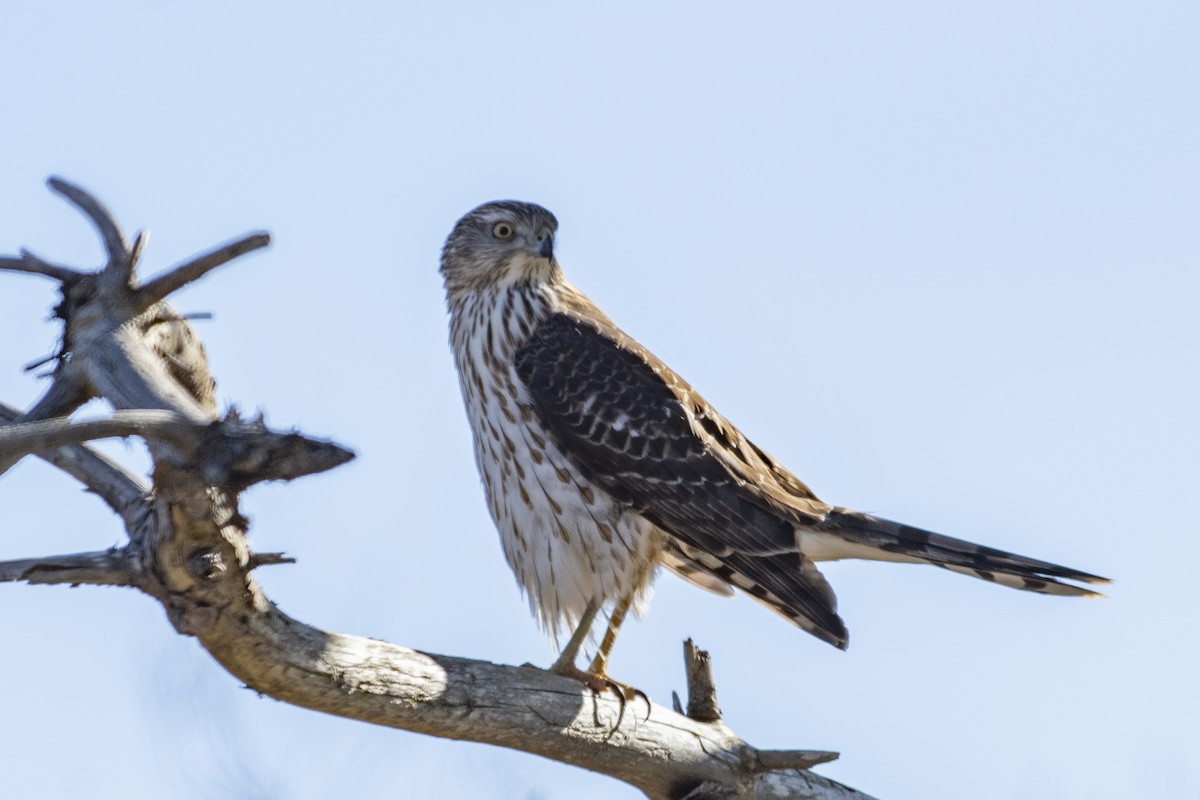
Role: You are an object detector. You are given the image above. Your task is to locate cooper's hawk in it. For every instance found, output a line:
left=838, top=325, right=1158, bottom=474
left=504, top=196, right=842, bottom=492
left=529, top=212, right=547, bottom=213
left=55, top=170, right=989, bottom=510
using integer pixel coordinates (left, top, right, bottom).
left=441, top=200, right=1107, bottom=690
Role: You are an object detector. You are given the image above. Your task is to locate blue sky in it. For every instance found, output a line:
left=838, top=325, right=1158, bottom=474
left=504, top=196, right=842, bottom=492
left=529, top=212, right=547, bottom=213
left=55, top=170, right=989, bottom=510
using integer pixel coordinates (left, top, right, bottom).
left=1, top=2, right=1196, bottom=798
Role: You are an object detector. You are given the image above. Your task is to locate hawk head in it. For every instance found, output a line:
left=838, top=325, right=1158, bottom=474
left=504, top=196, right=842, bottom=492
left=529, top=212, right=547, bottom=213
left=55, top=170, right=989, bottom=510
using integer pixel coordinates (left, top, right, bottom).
left=441, top=201, right=559, bottom=294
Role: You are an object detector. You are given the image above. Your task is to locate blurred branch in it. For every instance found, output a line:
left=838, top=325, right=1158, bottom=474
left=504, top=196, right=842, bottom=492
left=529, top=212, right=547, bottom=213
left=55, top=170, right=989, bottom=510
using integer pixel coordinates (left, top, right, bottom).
left=46, top=176, right=132, bottom=288
left=0, top=410, right=196, bottom=457
left=0, top=401, right=146, bottom=514
left=0, top=547, right=136, bottom=587
left=0, top=374, right=90, bottom=478
left=135, top=232, right=270, bottom=311
left=0, top=250, right=82, bottom=281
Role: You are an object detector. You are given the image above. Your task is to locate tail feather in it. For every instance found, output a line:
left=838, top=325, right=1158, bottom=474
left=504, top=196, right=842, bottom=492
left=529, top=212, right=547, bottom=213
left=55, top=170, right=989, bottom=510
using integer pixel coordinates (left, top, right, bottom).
left=664, top=538, right=849, bottom=649
left=820, top=508, right=1110, bottom=596
left=660, top=540, right=735, bottom=597
left=718, top=550, right=849, bottom=649
left=935, top=564, right=1103, bottom=597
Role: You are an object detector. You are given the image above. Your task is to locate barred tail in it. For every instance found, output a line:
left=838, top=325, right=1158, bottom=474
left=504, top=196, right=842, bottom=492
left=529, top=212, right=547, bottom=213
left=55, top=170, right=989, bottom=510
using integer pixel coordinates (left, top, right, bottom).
left=819, top=508, right=1110, bottom=598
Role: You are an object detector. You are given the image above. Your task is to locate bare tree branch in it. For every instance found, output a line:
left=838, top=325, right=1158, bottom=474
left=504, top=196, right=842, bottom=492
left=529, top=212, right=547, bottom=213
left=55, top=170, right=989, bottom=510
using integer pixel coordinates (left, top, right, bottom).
left=194, top=607, right=868, bottom=800
left=684, top=637, right=723, bottom=723
left=135, top=232, right=271, bottom=311
left=757, top=750, right=841, bottom=772
left=191, top=415, right=355, bottom=488
left=0, top=372, right=91, bottom=478
left=0, top=400, right=146, bottom=513
left=129, top=229, right=149, bottom=272
left=246, top=551, right=296, bottom=569
left=0, top=178, right=879, bottom=800
left=0, top=251, right=82, bottom=282
left=0, top=410, right=194, bottom=457
left=0, top=410, right=353, bottom=492
left=0, top=547, right=136, bottom=587
left=47, top=176, right=132, bottom=287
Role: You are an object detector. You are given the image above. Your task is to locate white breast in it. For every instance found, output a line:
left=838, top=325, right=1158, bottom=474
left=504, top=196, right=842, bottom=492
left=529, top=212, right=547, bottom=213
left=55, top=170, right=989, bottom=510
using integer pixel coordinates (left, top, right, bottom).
left=449, top=287, right=660, bottom=644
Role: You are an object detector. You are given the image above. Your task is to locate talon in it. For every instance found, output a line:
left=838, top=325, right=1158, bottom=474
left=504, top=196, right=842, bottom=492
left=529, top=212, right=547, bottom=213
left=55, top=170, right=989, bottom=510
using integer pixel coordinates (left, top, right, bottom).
left=590, top=675, right=630, bottom=730
left=633, top=687, right=652, bottom=721
left=552, top=664, right=648, bottom=729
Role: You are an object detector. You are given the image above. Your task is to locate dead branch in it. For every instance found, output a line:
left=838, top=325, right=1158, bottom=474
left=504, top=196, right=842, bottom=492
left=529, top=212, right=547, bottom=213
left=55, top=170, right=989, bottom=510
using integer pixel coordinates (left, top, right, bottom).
left=0, top=410, right=196, bottom=455
left=46, top=176, right=133, bottom=289
left=0, top=250, right=81, bottom=281
left=0, top=373, right=91, bottom=478
left=0, top=400, right=146, bottom=514
left=135, top=232, right=270, bottom=311
left=684, top=637, right=723, bottom=723
left=0, top=178, right=877, bottom=800
left=0, top=547, right=136, bottom=587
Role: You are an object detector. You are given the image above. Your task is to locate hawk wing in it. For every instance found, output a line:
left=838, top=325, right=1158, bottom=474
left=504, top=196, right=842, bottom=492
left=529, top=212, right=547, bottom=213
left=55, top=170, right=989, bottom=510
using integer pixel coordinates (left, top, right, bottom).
left=514, top=310, right=850, bottom=648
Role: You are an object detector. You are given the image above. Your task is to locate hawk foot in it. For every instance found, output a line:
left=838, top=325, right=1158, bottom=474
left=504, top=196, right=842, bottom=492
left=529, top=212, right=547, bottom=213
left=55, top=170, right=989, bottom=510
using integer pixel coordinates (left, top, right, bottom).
left=551, top=663, right=650, bottom=728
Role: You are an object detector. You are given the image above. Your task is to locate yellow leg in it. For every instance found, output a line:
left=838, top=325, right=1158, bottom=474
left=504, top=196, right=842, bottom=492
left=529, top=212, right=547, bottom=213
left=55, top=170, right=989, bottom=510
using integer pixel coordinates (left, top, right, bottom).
left=552, top=593, right=648, bottom=725
left=550, top=597, right=601, bottom=674
left=587, top=592, right=633, bottom=677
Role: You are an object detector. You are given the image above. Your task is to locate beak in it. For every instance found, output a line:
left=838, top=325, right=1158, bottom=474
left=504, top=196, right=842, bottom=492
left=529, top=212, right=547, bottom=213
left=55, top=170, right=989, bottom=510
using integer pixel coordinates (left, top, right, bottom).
left=537, top=229, right=554, bottom=259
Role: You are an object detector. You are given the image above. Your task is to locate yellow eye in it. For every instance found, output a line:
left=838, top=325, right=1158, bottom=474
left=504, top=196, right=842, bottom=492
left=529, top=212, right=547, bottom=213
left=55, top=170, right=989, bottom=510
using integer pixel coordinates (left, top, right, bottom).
left=492, top=221, right=516, bottom=240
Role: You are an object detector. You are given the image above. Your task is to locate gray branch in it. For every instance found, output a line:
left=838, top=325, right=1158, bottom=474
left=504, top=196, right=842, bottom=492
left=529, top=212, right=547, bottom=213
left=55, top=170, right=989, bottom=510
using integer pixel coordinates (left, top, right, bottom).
left=0, top=251, right=82, bottom=282
left=0, top=400, right=146, bottom=514
left=0, top=373, right=91, bottom=478
left=0, top=410, right=353, bottom=492
left=135, top=231, right=271, bottom=311
left=0, top=547, right=136, bottom=587
left=196, top=609, right=869, bottom=800
left=191, top=415, right=355, bottom=488
left=684, top=637, right=723, bottom=723
left=0, top=410, right=195, bottom=457
left=47, top=176, right=133, bottom=287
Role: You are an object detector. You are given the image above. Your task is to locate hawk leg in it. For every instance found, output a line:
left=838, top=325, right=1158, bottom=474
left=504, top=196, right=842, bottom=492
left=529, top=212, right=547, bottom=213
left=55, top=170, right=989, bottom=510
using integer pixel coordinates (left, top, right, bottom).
left=587, top=594, right=650, bottom=721
left=550, top=596, right=601, bottom=674
left=550, top=594, right=648, bottom=727
left=587, top=592, right=631, bottom=680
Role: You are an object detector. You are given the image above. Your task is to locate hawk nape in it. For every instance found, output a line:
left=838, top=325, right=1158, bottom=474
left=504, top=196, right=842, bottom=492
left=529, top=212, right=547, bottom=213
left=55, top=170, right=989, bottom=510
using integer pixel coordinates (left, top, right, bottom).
left=440, top=200, right=1108, bottom=694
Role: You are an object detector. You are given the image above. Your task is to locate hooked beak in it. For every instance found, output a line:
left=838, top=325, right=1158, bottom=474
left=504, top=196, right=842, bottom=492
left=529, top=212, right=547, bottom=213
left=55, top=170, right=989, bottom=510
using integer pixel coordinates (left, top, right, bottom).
left=536, top=228, right=554, bottom=259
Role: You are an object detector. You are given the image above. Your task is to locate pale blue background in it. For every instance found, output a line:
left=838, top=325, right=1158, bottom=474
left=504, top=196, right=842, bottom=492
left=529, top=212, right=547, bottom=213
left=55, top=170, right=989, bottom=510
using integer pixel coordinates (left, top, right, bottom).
left=1, top=2, right=1196, bottom=798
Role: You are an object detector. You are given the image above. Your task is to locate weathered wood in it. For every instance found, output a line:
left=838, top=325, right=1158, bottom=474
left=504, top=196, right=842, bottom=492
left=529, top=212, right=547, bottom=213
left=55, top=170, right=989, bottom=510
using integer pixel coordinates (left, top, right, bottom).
left=684, top=637, right=723, bottom=722
left=47, top=176, right=132, bottom=289
left=0, top=400, right=147, bottom=514
left=134, top=231, right=270, bottom=310
left=0, top=250, right=81, bottom=281
left=0, top=547, right=136, bottom=587
left=0, top=373, right=90, bottom=478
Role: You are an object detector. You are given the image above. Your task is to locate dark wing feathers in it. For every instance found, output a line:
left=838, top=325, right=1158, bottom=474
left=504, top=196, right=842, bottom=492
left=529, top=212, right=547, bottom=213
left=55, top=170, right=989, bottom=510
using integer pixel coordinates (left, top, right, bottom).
left=515, top=312, right=849, bottom=648
left=715, top=550, right=846, bottom=647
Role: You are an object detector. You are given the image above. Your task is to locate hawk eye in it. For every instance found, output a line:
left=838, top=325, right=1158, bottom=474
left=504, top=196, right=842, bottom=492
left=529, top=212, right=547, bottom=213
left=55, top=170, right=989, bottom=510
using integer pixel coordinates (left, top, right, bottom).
left=492, top=222, right=516, bottom=240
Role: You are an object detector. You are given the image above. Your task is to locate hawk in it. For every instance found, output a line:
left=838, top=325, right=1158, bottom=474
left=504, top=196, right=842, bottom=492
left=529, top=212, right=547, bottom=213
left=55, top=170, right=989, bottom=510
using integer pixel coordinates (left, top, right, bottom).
left=441, top=200, right=1107, bottom=691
